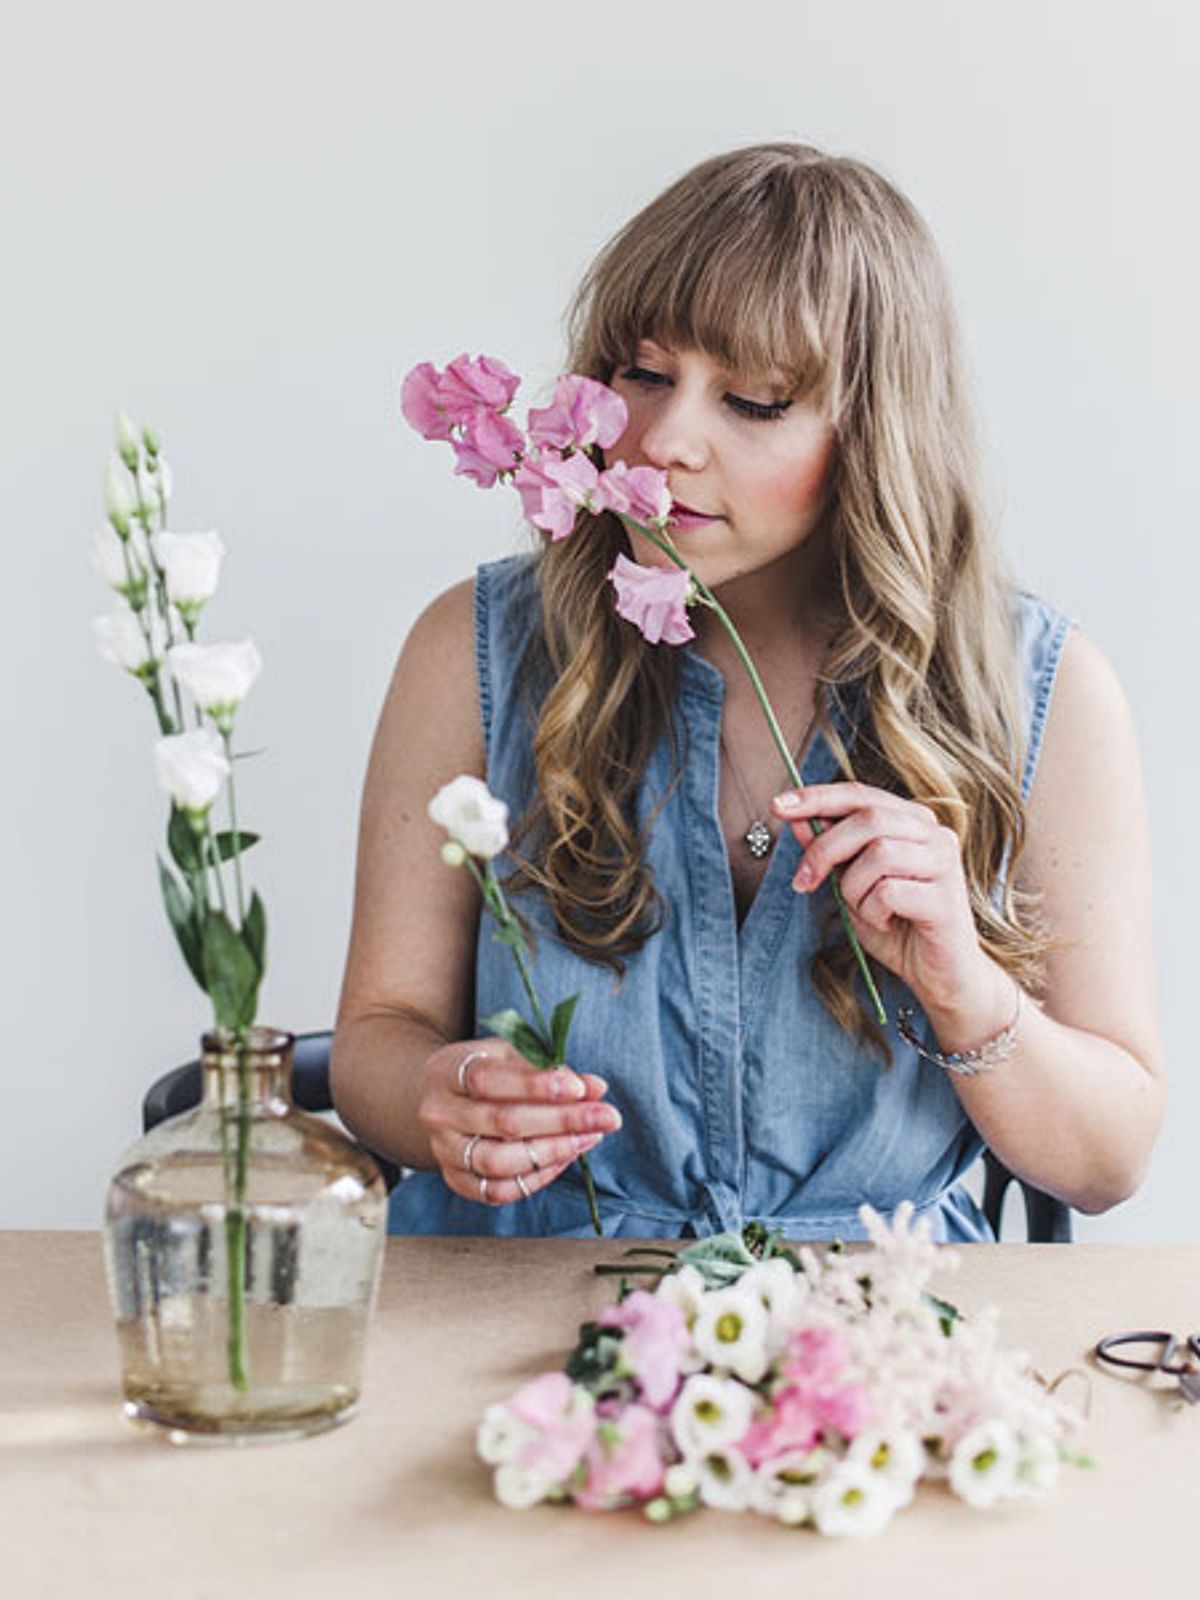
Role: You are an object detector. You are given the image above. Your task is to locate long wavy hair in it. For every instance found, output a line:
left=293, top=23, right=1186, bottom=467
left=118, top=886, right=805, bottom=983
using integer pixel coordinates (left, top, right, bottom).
left=509, top=142, right=1046, bottom=1045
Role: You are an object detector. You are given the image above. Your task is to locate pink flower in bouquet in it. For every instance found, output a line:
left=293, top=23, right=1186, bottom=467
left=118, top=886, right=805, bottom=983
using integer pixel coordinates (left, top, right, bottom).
left=528, top=375, right=628, bottom=452
left=598, top=1290, right=691, bottom=1411
left=575, top=1403, right=669, bottom=1511
left=438, top=352, right=521, bottom=418
left=608, top=553, right=695, bottom=645
left=451, top=409, right=527, bottom=487
left=508, top=1371, right=576, bottom=1431
left=783, top=1326, right=851, bottom=1386
left=400, top=362, right=455, bottom=442
left=812, top=1380, right=873, bottom=1442
left=596, top=460, right=672, bottom=527
left=740, top=1385, right=822, bottom=1467
left=503, top=1371, right=597, bottom=1484
left=529, top=451, right=602, bottom=540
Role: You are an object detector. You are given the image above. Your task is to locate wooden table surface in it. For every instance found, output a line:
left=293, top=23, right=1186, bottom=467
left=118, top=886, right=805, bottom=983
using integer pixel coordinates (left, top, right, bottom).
left=2, top=1233, right=1198, bottom=1598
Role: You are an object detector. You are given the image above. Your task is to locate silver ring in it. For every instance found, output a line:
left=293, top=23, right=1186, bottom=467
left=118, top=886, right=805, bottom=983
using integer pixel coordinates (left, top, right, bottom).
left=478, top=1175, right=490, bottom=1204
left=463, top=1133, right=483, bottom=1175
left=457, top=1049, right=488, bottom=1097
left=515, top=1173, right=531, bottom=1200
left=524, top=1140, right=541, bottom=1173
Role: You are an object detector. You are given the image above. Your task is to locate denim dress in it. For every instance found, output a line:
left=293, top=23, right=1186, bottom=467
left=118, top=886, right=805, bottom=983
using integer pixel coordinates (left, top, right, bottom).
left=389, top=555, right=1074, bottom=1241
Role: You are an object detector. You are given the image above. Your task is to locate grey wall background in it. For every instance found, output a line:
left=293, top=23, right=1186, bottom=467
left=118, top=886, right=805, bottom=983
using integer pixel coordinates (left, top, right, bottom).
left=3, top=0, right=1195, bottom=1237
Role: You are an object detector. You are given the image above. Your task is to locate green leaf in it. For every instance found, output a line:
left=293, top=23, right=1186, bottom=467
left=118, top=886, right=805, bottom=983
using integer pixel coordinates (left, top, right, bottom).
left=157, top=857, right=206, bottom=991
left=242, top=891, right=267, bottom=977
left=481, top=1008, right=553, bottom=1069
left=211, top=829, right=260, bottom=863
left=201, top=909, right=261, bottom=1033
left=549, top=993, right=579, bottom=1065
left=167, top=806, right=204, bottom=876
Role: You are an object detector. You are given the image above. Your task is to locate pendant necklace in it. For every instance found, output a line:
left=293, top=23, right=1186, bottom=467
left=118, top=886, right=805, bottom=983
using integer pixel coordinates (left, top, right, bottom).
left=721, top=706, right=820, bottom=861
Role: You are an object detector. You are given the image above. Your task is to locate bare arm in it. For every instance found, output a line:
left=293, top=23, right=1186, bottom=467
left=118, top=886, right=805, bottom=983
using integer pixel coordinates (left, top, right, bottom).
left=330, top=578, right=619, bottom=1200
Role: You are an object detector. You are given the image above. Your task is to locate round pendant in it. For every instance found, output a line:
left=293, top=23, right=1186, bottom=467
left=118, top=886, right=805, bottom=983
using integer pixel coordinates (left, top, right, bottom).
left=744, top=820, right=773, bottom=860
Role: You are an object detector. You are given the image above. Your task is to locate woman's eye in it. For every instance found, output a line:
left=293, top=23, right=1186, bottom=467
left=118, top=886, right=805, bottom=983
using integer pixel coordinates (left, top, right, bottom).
left=725, top=393, right=793, bottom=422
left=618, top=365, right=670, bottom=388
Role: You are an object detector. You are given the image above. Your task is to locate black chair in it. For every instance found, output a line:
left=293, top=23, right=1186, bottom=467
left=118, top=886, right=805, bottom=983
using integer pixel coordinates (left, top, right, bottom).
left=143, top=1030, right=1071, bottom=1240
left=142, top=1029, right=402, bottom=1193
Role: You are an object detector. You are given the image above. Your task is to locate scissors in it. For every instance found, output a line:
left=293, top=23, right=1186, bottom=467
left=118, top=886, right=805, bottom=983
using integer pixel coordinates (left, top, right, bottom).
left=1094, top=1330, right=1200, bottom=1404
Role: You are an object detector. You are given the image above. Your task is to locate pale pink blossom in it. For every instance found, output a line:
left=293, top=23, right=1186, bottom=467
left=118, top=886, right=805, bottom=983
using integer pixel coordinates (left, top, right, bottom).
left=574, top=1404, right=668, bottom=1511
left=596, top=460, right=672, bottom=527
left=783, top=1326, right=851, bottom=1386
left=450, top=409, right=527, bottom=487
left=438, top=352, right=521, bottom=418
left=608, top=553, right=695, bottom=645
left=739, top=1385, right=822, bottom=1467
left=527, top=375, right=627, bottom=452
left=400, top=362, right=455, bottom=441
left=598, top=1290, right=691, bottom=1411
left=529, top=451, right=602, bottom=540
left=507, top=1371, right=575, bottom=1432
left=511, top=449, right=561, bottom=521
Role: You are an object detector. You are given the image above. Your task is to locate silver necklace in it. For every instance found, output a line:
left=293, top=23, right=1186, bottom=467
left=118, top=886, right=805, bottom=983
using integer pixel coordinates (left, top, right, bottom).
left=721, top=709, right=819, bottom=860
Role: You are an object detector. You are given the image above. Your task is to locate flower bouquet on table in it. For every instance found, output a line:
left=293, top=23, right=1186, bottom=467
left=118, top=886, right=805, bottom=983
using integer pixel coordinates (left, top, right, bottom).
left=475, top=1205, right=1090, bottom=1533
left=95, top=412, right=386, bottom=1442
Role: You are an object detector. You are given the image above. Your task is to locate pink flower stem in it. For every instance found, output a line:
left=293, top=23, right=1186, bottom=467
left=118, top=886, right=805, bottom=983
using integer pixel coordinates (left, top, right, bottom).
left=631, top=521, right=886, bottom=1027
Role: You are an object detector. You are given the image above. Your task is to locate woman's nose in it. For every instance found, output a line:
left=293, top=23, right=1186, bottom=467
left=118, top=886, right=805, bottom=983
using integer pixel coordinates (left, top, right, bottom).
left=636, top=389, right=710, bottom=473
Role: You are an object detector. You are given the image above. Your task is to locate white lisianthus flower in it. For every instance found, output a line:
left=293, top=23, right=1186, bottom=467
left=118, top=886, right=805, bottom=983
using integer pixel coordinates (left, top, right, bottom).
left=492, top=1461, right=553, bottom=1511
left=168, top=640, right=262, bottom=731
left=154, top=728, right=231, bottom=815
left=152, top=531, right=225, bottom=621
left=750, top=1447, right=831, bottom=1523
left=948, top=1419, right=1021, bottom=1508
left=694, top=1446, right=755, bottom=1512
left=810, top=1460, right=898, bottom=1538
left=1011, top=1431, right=1061, bottom=1499
left=94, top=609, right=154, bottom=675
left=104, top=458, right=135, bottom=536
left=428, top=775, right=510, bottom=859
left=114, top=408, right=141, bottom=469
left=846, top=1428, right=924, bottom=1507
left=476, top=1403, right=537, bottom=1467
left=670, top=1373, right=757, bottom=1457
left=691, top=1285, right=770, bottom=1383
left=91, top=526, right=146, bottom=606
left=740, top=1258, right=808, bottom=1354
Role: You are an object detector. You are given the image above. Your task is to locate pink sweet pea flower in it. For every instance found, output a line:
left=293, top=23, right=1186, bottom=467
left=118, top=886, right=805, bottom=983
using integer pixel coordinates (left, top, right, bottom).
left=529, top=451, right=601, bottom=540
left=450, top=409, right=526, bottom=487
left=400, top=362, right=455, bottom=442
left=574, top=1404, right=669, bottom=1511
left=598, top=1290, right=691, bottom=1411
left=739, top=1385, right=822, bottom=1467
left=782, top=1326, right=850, bottom=1386
left=812, top=1380, right=873, bottom=1442
left=608, top=553, right=695, bottom=645
left=596, top=460, right=672, bottom=528
left=527, top=375, right=628, bottom=452
left=512, top=449, right=561, bottom=521
left=508, top=1371, right=575, bottom=1431
left=438, top=352, right=521, bottom=420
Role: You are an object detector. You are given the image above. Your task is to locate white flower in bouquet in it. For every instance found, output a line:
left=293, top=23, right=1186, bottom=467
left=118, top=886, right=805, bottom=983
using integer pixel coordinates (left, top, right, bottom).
left=750, top=1446, right=832, bottom=1524
left=94, top=609, right=157, bottom=675
left=428, top=775, right=510, bottom=860
left=493, top=1460, right=554, bottom=1511
left=91, top=527, right=146, bottom=607
left=154, top=728, right=231, bottom=815
left=809, top=1460, right=898, bottom=1538
left=152, top=531, right=224, bottom=622
left=104, top=457, right=136, bottom=536
left=662, top=1461, right=699, bottom=1500
left=476, top=1402, right=538, bottom=1467
left=846, top=1428, right=924, bottom=1507
left=739, top=1257, right=809, bottom=1355
left=670, top=1373, right=757, bottom=1457
left=168, top=640, right=262, bottom=730
left=694, top=1445, right=755, bottom=1512
left=947, top=1418, right=1021, bottom=1508
left=691, top=1284, right=770, bottom=1384
left=114, top=409, right=141, bottom=470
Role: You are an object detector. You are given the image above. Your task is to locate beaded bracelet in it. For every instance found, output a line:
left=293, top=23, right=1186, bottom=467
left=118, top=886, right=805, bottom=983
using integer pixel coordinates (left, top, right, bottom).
left=896, top=983, right=1024, bottom=1077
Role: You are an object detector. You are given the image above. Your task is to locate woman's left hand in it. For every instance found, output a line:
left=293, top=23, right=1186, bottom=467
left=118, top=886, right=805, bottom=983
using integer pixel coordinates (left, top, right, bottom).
left=771, top=782, right=997, bottom=1016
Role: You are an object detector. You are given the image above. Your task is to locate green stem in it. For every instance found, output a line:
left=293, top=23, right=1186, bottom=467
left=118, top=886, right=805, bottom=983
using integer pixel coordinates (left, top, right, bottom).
left=220, top=731, right=249, bottom=926
left=221, top=1036, right=251, bottom=1391
left=633, top=521, right=887, bottom=1027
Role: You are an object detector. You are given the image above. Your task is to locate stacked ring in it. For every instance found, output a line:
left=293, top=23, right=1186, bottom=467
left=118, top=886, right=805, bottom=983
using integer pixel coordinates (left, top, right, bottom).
left=478, top=1176, right=490, bottom=1203
left=463, top=1133, right=483, bottom=1175
left=515, top=1173, right=531, bottom=1200
left=457, top=1049, right=488, bottom=1097
left=524, top=1140, right=541, bottom=1172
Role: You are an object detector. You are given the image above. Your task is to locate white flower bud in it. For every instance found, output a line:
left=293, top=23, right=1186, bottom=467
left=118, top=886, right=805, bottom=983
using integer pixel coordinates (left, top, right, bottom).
left=94, top=609, right=154, bottom=675
left=104, top=458, right=135, bottom=536
left=114, top=410, right=140, bottom=470
left=440, top=840, right=468, bottom=868
left=91, top=526, right=133, bottom=591
left=152, top=531, right=224, bottom=619
left=427, top=775, right=509, bottom=859
left=154, top=727, right=230, bottom=814
left=167, top=640, right=262, bottom=730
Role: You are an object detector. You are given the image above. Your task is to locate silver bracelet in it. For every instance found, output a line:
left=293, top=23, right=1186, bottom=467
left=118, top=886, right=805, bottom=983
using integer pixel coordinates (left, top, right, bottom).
left=896, top=983, right=1024, bottom=1077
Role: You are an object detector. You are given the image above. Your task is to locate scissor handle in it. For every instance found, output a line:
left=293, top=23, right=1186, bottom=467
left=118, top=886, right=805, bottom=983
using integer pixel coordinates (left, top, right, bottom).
left=1094, top=1330, right=1176, bottom=1373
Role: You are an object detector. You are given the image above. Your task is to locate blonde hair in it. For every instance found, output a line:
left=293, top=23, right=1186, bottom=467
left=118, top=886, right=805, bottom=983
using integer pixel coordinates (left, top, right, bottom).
left=510, top=142, right=1045, bottom=1041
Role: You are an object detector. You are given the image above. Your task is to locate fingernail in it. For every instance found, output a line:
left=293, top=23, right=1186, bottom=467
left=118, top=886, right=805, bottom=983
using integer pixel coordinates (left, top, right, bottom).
left=774, top=792, right=802, bottom=815
left=552, top=1071, right=586, bottom=1100
left=574, top=1132, right=604, bottom=1154
left=792, top=860, right=814, bottom=892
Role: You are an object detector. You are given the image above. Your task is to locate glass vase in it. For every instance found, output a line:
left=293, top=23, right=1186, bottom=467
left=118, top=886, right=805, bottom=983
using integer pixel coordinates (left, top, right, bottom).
left=103, top=1026, right=387, bottom=1444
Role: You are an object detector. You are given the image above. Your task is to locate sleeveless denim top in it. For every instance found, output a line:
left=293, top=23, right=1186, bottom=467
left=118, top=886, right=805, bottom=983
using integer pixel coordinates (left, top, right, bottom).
left=389, top=555, right=1074, bottom=1242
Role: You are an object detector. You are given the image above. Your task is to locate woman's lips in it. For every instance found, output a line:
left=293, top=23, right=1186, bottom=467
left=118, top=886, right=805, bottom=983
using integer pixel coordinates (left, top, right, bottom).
left=668, top=501, right=721, bottom=531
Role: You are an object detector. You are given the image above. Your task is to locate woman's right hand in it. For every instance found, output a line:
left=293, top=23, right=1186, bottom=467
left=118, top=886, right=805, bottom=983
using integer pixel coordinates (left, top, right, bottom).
left=417, top=1039, right=622, bottom=1206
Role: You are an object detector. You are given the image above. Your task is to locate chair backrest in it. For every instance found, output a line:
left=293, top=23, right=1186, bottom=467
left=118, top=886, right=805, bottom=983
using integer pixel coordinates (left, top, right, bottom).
left=142, top=1030, right=401, bottom=1192
left=142, top=1031, right=1071, bottom=1240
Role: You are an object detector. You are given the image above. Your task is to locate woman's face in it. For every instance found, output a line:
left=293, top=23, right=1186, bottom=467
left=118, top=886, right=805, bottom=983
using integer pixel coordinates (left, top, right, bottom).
left=607, top=339, right=837, bottom=593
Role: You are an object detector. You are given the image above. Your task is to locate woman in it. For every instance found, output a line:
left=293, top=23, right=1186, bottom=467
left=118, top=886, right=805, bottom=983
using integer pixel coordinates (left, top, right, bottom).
left=331, top=143, right=1163, bottom=1240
